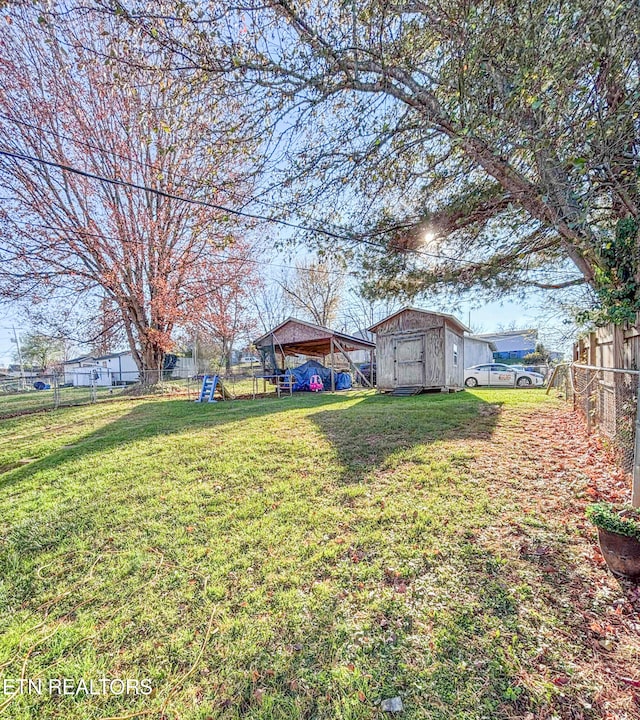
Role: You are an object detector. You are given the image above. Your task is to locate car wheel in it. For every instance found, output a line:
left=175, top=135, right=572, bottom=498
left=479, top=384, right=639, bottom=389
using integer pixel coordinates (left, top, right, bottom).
left=516, top=376, right=532, bottom=387
left=465, top=377, right=478, bottom=387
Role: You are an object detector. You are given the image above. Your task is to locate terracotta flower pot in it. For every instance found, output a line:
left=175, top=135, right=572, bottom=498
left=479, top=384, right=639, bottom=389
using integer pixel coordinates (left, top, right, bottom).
left=598, top=526, right=640, bottom=581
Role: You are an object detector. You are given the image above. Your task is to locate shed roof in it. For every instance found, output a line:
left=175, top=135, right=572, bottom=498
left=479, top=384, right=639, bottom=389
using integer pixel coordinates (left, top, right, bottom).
left=253, top=317, right=375, bottom=357
left=367, top=307, right=471, bottom=334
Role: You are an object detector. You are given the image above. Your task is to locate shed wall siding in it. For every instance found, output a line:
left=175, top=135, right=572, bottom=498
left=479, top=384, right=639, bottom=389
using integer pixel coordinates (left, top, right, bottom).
left=376, top=334, right=395, bottom=390
left=373, top=309, right=469, bottom=390
left=444, top=326, right=464, bottom=388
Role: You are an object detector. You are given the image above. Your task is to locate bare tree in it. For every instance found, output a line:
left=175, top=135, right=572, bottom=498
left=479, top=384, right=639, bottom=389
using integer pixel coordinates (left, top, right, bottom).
left=278, top=260, right=344, bottom=327
left=339, top=289, right=401, bottom=337
left=188, top=241, right=261, bottom=372
left=250, top=280, right=293, bottom=335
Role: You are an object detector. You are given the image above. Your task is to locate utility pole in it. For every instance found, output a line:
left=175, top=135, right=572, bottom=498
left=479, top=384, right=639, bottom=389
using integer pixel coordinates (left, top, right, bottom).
left=11, top=325, right=25, bottom=390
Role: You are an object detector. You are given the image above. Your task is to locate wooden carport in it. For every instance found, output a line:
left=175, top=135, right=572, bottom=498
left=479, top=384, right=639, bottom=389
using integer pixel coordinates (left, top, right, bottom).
left=253, top=318, right=376, bottom=390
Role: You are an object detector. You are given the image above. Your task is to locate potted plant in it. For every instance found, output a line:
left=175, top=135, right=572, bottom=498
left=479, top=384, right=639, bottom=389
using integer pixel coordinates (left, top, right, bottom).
left=586, top=502, right=640, bottom=581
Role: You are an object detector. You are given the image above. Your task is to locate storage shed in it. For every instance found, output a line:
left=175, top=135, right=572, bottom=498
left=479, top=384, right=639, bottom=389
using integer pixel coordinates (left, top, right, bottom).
left=368, top=308, right=470, bottom=393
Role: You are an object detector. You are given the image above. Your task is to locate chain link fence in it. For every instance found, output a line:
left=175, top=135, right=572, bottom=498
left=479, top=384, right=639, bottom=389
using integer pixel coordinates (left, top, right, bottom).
left=570, top=365, right=639, bottom=472
left=0, top=368, right=294, bottom=419
left=0, top=364, right=339, bottom=417
left=0, top=371, right=192, bottom=418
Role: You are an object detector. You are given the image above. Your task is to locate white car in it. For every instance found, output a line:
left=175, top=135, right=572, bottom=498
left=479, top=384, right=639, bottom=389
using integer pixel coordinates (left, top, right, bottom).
left=464, top=363, right=544, bottom=388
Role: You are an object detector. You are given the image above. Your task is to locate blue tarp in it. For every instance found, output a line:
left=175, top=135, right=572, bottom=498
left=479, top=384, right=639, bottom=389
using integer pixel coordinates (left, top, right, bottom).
left=283, top=360, right=352, bottom=392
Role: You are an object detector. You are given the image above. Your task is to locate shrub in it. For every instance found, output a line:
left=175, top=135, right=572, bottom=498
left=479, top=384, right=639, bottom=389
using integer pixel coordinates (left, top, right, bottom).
left=586, top=502, right=640, bottom=542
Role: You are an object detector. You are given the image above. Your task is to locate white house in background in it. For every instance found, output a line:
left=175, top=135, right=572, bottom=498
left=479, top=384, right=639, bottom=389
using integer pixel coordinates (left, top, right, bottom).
left=463, top=336, right=497, bottom=368
left=73, top=366, right=113, bottom=387
left=63, top=355, right=96, bottom=385
left=94, top=351, right=140, bottom=383
left=62, top=350, right=138, bottom=385
left=63, top=350, right=196, bottom=386
left=344, top=329, right=376, bottom=365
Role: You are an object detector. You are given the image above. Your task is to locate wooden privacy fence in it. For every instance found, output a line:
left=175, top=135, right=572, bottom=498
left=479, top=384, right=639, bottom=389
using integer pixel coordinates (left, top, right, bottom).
left=572, top=321, right=640, bottom=504
left=574, top=322, right=640, bottom=371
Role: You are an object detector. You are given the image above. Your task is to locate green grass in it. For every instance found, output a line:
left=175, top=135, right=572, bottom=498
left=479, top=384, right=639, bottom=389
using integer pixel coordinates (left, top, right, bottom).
left=0, top=389, right=634, bottom=718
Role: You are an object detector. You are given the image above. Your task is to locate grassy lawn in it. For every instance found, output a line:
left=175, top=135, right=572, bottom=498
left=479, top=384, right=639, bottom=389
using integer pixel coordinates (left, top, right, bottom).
left=0, top=389, right=639, bottom=719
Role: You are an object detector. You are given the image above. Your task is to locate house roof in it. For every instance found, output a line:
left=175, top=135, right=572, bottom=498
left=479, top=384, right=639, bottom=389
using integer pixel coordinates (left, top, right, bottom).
left=253, top=317, right=376, bottom=357
left=63, top=355, right=94, bottom=365
left=474, top=329, right=537, bottom=352
left=93, top=351, right=132, bottom=361
left=63, top=350, right=132, bottom=366
left=367, top=307, right=471, bottom=334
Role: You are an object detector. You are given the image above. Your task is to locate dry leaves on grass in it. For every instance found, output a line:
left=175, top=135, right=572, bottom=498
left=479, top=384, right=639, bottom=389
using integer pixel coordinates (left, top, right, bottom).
left=470, top=403, right=640, bottom=717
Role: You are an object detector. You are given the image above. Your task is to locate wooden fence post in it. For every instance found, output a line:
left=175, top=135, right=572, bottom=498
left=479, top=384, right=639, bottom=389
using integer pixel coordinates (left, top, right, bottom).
left=589, top=331, right=597, bottom=366
left=613, top=325, right=624, bottom=436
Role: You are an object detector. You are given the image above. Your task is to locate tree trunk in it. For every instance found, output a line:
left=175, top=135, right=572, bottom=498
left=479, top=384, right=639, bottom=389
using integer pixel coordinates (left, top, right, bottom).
left=222, top=337, right=233, bottom=373
left=139, top=342, right=165, bottom=386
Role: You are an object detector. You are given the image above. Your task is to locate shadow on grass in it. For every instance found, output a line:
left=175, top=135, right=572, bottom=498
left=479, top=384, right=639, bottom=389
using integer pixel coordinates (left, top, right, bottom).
left=1, top=390, right=503, bottom=494
left=6, top=391, right=613, bottom=718
left=310, top=390, right=501, bottom=483
left=1, top=390, right=501, bottom=492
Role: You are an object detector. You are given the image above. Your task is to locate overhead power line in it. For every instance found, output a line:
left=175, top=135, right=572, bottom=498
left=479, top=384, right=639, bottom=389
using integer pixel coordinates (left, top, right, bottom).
left=0, top=147, right=474, bottom=267
left=0, top=112, right=354, bottom=234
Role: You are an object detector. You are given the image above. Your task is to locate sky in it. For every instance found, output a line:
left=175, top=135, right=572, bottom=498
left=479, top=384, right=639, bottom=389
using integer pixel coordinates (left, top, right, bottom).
left=0, top=292, right=568, bottom=368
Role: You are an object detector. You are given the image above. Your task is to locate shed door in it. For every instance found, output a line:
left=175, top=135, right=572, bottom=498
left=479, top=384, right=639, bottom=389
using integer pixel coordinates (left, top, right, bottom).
left=394, top=334, right=425, bottom=386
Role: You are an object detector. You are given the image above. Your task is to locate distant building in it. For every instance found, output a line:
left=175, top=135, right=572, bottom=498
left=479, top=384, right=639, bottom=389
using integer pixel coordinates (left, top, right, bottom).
left=464, top=336, right=497, bottom=367
left=5, top=363, right=42, bottom=379
left=62, top=350, right=196, bottom=385
left=62, top=355, right=97, bottom=385
left=474, top=329, right=538, bottom=361
left=92, top=351, right=139, bottom=383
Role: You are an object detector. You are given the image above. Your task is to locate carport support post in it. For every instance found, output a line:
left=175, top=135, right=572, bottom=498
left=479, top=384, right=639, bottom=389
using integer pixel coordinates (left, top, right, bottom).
left=370, top=349, right=374, bottom=387
left=330, top=338, right=335, bottom=392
